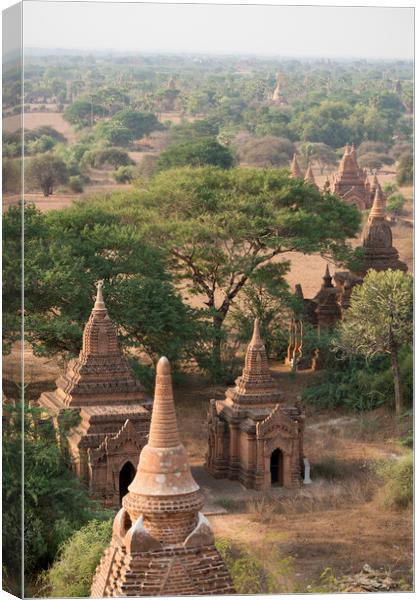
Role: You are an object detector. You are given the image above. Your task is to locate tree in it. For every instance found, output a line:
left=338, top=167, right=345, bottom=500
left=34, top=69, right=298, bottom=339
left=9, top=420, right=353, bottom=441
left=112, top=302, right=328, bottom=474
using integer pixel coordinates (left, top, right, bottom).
left=81, top=147, right=134, bottom=169
left=112, top=109, right=162, bottom=139
left=3, top=401, right=107, bottom=592
left=396, top=151, right=413, bottom=186
left=387, top=193, right=406, bottom=216
left=157, top=138, right=234, bottom=171
left=99, top=166, right=361, bottom=375
left=63, top=99, right=105, bottom=127
left=6, top=204, right=200, bottom=366
left=26, top=153, right=68, bottom=196
left=235, top=136, right=294, bottom=167
left=358, top=152, right=392, bottom=173
left=94, top=120, right=132, bottom=147
left=336, top=269, right=413, bottom=415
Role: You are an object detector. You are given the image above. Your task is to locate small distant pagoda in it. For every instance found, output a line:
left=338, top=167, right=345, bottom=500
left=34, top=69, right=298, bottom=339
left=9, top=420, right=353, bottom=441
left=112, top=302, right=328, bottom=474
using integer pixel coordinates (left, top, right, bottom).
left=290, top=153, right=303, bottom=178
left=356, top=186, right=408, bottom=276
left=271, top=72, right=288, bottom=105
left=38, top=282, right=152, bottom=507
left=304, top=163, right=318, bottom=188
left=206, top=320, right=305, bottom=489
left=91, top=357, right=234, bottom=597
left=330, top=144, right=372, bottom=209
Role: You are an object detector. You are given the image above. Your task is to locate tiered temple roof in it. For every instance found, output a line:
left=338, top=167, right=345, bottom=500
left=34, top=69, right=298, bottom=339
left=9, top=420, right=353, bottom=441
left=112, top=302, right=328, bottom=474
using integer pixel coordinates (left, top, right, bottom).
left=206, top=320, right=305, bottom=489
left=91, top=357, right=234, bottom=597
left=226, top=319, right=283, bottom=406
left=358, top=186, right=408, bottom=275
left=40, top=282, right=149, bottom=411
left=330, top=144, right=372, bottom=209
left=38, top=282, right=152, bottom=507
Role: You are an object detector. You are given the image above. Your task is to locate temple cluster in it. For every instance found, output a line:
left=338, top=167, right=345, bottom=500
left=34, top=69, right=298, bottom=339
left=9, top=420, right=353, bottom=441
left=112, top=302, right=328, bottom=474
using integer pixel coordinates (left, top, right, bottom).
left=35, top=152, right=408, bottom=595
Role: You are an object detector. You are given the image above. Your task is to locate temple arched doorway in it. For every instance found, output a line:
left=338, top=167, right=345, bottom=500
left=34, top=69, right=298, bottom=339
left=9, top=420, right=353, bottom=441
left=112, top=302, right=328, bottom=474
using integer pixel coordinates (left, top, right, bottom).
left=119, top=461, right=136, bottom=504
left=270, top=448, right=283, bottom=486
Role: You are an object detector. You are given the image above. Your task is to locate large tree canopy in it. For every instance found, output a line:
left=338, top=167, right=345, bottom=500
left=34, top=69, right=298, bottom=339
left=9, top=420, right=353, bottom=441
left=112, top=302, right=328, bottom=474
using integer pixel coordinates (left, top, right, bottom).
left=3, top=204, right=200, bottom=366
left=96, top=166, right=361, bottom=374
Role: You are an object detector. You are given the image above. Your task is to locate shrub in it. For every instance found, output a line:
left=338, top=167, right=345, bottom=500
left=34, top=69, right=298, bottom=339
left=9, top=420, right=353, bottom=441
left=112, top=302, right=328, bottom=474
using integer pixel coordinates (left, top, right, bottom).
left=40, top=518, right=113, bottom=597
left=311, top=457, right=341, bottom=481
left=396, top=151, right=413, bottom=186
left=376, top=452, right=413, bottom=510
left=68, top=175, right=84, bottom=193
left=387, top=193, right=405, bottom=216
left=215, top=538, right=273, bottom=594
left=113, top=165, right=135, bottom=183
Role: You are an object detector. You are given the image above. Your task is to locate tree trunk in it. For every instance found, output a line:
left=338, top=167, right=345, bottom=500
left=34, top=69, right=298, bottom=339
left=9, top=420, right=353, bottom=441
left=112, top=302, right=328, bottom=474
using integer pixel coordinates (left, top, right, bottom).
left=390, top=345, right=403, bottom=416
left=212, top=313, right=224, bottom=378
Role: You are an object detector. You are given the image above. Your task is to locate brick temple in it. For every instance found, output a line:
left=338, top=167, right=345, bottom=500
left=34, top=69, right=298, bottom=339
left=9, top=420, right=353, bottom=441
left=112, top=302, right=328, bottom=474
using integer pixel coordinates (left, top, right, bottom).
left=91, top=357, right=234, bottom=597
left=206, top=319, right=305, bottom=489
left=330, top=144, right=372, bottom=209
left=357, top=185, right=408, bottom=276
left=271, top=72, right=288, bottom=105
left=38, top=282, right=152, bottom=507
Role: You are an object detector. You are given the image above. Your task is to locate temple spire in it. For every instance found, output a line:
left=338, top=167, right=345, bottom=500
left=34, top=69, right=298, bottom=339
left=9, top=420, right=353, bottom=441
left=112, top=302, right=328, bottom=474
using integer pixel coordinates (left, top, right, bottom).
left=290, top=153, right=302, bottom=178
left=250, top=318, right=262, bottom=346
left=369, top=185, right=387, bottom=219
left=147, top=356, right=181, bottom=449
left=304, top=163, right=316, bottom=185
left=93, top=280, right=106, bottom=312
left=322, top=264, right=333, bottom=288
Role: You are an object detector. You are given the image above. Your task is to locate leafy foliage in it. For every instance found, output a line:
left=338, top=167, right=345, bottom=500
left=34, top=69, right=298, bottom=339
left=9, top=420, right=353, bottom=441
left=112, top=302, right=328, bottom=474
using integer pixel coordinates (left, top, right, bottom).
left=26, top=153, right=68, bottom=196
left=39, top=519, right=113, bottom=597
left=376, top=452, right=413, bottom=510
left=3, top=401, right=108, bottom=592
left=3, top=204, right=201, bottom=366
left=157, top=138, right=234, bottom=170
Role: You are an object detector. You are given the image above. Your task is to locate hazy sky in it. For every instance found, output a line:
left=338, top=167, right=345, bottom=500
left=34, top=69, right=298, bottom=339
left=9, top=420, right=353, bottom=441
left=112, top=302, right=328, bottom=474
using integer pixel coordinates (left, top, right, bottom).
left=23, top=1, right=414, bottom=59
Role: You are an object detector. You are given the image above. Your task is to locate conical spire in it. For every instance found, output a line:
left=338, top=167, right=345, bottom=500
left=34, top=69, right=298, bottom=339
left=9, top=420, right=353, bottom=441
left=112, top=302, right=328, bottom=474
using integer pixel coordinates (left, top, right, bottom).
left=148, top=356, right=180, bottom=449
left=227, top=319, right=282, bottom=405
left=322, top=264, right=333, bottom=288
left=304, top=163, right=316, bottom=185
left=290, top=153, right=302, bottom=178
left=127, top=357, right=200, bottom=499
left=369, top=185, right=387, bottom=219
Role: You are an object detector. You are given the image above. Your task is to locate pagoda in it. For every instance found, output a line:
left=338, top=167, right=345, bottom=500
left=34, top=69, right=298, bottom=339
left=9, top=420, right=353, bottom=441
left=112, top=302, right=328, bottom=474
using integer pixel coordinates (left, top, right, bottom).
left=271, top=72, right=288, bottom=105
left=91, top=357, right=234, bottom=597
left=357, top=186, right=408, bottom=276
left=312, top=265, right=342, bottom=331
left=330, top=144, right=372, bottom=209
left=304, top=163, right=318, bottom=188
left=290, top=153, right=303, bottom=178
left=206, top=319, right=305, bottom=489
left=38, top=282, right=152, bottom=507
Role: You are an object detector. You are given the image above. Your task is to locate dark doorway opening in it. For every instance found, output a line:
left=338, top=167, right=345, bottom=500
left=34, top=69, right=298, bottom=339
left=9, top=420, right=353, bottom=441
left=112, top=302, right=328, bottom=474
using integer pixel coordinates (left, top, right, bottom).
left=270, top=448, right=283, bottom=486
left=119, top=461, right=136, bottom=504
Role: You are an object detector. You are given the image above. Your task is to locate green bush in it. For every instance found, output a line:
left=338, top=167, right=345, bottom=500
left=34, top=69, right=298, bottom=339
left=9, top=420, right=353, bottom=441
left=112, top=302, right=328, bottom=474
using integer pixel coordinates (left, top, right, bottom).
left=311, top=457, right=341, bottom=481
left=376, top=452, right=413, bottom=510
left=302, top=346, right=412, bottom=412
left=387, top=193, right=406, bottom=216
left=68, top=175, right=84, bottom=193
left=396, top=151, right=413, bottom=186
left=113, top=165, right=135, bottom=183
left=40, top=519, right=113, bottom=597
left=215, top=538, right=273, bottom=594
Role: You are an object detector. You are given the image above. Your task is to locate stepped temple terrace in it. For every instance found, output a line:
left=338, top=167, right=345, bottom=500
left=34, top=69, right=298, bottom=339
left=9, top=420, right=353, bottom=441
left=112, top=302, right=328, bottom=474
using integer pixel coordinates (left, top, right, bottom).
left=38, top=282, right=152, bottom=507
left=206, top=319, right=305, bottom=489
left=91, top=357, right=235, bottom=597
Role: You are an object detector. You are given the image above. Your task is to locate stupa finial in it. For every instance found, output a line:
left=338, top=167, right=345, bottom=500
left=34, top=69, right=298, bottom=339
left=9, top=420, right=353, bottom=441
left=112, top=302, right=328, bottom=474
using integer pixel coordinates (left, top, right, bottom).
left=147, top=356, right=180, bottom=449
left=93, top=279, right=106, bottom=311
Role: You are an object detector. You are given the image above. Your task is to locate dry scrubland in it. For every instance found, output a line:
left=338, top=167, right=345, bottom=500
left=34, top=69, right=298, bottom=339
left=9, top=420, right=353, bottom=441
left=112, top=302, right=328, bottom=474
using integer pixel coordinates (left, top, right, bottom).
left=3, top=348, right=413, bottom=592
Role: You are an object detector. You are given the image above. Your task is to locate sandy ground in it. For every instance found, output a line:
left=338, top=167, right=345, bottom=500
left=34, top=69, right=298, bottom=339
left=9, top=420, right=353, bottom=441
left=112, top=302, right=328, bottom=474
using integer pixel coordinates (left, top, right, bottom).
left=3, top=112, right=80, bottom=143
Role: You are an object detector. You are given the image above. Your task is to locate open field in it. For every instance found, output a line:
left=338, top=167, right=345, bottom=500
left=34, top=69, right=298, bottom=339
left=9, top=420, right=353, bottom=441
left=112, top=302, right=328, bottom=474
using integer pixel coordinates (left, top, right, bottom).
left=3, top=111, right=80, bottom=143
